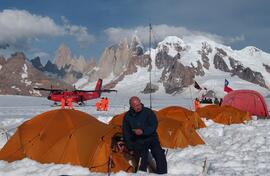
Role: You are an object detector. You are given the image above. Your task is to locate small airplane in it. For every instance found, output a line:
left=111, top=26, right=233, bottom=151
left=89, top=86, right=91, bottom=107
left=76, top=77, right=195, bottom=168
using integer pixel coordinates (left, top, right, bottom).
left=34, top=79, right=117, bottom=105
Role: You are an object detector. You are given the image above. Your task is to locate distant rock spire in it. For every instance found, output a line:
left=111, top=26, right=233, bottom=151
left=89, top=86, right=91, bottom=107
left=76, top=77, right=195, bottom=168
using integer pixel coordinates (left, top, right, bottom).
left=53, top=44, right=73, bottom=69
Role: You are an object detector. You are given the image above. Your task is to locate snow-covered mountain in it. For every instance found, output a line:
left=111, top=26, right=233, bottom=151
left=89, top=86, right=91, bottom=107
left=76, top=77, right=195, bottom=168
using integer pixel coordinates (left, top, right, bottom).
left=1, top=36, right=270, bottom=98
left=76, top=35, right=270, bottom=98
left=0, top=52, right=72, bottom=96
left=31, top=44, right=96, bottom=84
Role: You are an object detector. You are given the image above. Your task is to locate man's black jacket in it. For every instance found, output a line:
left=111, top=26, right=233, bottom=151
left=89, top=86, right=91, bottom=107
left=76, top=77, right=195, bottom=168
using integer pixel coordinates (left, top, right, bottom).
left=122, top=104, right=158, bottom=151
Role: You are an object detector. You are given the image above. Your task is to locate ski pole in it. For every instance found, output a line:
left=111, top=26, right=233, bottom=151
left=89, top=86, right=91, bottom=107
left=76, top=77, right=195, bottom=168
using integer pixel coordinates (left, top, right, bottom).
left=108, top=149, right=112, bottom=176
left=136, top=157, right=142, bottom=172
left=165, top=149, right=169, bottom=156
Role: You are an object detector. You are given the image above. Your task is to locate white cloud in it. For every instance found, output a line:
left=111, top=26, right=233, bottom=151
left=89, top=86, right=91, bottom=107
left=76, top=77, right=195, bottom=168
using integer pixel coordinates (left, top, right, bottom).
left=0, top=9, right=64, bottom=45
left=33, top=51, right=49, bottom=57
left=104, top=24, right=242, bottom=45
left=227, top=34, right=245, bottom=43
left=61, top=16, right=95, bottom=48
left=0, top=9, right=95, bottom=50
left=33, top=51, right=50, bottom=59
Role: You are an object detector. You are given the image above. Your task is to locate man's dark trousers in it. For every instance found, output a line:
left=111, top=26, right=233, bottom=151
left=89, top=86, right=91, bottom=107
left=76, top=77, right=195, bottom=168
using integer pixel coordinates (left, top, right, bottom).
left=136, top=137, right=167, bottom=174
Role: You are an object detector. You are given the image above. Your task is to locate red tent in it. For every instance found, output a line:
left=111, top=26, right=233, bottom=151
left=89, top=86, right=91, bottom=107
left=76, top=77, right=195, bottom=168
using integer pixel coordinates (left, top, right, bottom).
left=222, top=90, right=269, bottom=117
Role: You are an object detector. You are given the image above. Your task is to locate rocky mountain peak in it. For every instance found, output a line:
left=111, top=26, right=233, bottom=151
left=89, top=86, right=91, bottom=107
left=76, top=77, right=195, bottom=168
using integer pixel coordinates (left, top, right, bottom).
left=157, top=36, right=187, bottom=57
left=131, top=35, right=144, bottom=56
left=162, top=36, right=185, bottom=44
left=98, top=39, right=131, bottom=78
left=43, top=60, right=65, bottom=77
left=0, top=52, right=72, bottom=96
left=31, top=56, right=43, bottom=70
left=53, top=44, right=73, bottom=69
left=241, top=46, right=262, bottom=57
left=7, top=52, right=28, bottom=66
left=119, top=38, right=129, bottom=49
left=70, top=55, right=86, bottom=73
left=43, top=43, right=86, bottom=84
left=10, top=51, right=26, bottom=59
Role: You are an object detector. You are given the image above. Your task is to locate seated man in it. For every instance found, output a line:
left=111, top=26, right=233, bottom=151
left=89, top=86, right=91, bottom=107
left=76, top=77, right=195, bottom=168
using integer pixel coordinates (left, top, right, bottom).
left=122, top=96, right=167, bottom=174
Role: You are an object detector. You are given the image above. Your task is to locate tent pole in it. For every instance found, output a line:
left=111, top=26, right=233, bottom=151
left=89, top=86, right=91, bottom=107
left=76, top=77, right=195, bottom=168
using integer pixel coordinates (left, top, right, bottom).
left=108, top=137, right=114, bottom=176
left=189, top=86, right=194, bottom=110
left=149, top=23, right=152, bottom=109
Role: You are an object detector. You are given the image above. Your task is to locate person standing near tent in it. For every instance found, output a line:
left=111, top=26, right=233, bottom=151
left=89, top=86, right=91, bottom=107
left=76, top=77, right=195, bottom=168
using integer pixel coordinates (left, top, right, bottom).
left=95, top=101, right=101, bottom=111
left=194, top=98, right=200, bottom=111
left=219, top=98, right=223, bottom=106
left=61, top=97, right=66, bottom=109
left=67, top=96, right=74, bottom=109
left=104, top=97, right=109, bottom=111
left=101, top=97, right=106, bottom=111
left=214, top=97, right=219, bottom=105
left=122, top=96, right=167, bottom=174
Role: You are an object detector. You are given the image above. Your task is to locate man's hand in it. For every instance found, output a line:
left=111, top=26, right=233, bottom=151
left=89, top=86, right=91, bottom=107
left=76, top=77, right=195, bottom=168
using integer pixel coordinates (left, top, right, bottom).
left=129, top=150, right=134, bottom=155
left=133, top=129, right=143, bottom=135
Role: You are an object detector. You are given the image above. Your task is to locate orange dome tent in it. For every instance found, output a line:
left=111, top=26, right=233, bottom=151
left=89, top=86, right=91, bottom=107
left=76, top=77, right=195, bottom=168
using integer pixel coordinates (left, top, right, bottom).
left=0, top=109, right=132, bottom=173
left=157, top=116, right=205, bottom=148
left=196, top=105, right=222, bottom=120
left=197, top=105, right=251, bottom=125
left=157, top=118, right=190, bottom=148
left=222, top=89, right=269, bottom=118
left=109, top=112, right=126, bottom=127
left=109, top=110, right=159, bottom=127
left=156, top=106, right=206, bottom=129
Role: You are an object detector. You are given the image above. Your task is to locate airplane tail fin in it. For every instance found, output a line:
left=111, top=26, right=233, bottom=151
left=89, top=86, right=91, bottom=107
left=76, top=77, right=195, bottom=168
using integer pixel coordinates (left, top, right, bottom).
left=93, top=79, right=117, bottom=98
left=95, top=79, right=103, bottom=97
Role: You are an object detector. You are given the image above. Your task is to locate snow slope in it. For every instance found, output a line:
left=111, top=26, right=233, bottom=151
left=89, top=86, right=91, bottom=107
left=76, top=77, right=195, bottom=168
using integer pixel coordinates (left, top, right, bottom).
left=0, top=95, right=270, bottom=175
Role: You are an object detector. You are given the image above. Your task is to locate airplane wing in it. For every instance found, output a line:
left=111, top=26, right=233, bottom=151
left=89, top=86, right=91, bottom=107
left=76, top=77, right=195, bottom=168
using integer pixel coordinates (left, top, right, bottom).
left=33, top=87, right=63, bottom=92
left=100, top=89, right=117, bottom=93
left=73, top=89, right=117, bottom=93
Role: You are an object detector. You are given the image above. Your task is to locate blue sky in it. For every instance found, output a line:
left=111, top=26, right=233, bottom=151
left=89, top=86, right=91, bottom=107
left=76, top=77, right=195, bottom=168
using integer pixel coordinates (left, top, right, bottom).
left=0, top=0, right=269, bottom=63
